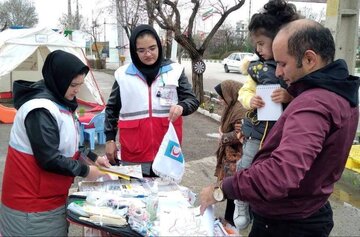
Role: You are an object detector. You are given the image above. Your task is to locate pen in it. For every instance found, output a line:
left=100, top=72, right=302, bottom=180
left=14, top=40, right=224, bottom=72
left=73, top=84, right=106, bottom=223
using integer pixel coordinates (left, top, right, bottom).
left=133, top=195, right=147, bottom=198
left=123, top=194, right=147, bottom=198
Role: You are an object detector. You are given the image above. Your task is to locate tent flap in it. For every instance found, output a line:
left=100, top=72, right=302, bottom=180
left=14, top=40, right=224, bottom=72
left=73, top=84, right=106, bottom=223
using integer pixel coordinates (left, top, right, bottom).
left=0, top=27, right=104, bottom=106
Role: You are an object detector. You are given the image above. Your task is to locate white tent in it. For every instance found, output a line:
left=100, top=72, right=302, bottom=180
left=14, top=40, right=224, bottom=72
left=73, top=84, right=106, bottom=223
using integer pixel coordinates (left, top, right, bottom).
left=0, top=27, right=105, bottom=107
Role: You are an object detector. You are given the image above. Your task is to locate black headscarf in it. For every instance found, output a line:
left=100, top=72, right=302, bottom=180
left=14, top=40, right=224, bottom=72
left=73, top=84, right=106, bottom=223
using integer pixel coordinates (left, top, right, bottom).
left=214, top=83, right=223, bottom=99
left=42, top=50, right=89, bottom=112
left=129, top=25, right=163, bottom=86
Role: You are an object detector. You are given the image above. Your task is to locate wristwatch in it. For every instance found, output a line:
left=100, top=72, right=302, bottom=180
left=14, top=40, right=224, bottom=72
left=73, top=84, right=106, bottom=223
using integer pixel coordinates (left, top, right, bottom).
left=213, top=181, right=225, bottom=202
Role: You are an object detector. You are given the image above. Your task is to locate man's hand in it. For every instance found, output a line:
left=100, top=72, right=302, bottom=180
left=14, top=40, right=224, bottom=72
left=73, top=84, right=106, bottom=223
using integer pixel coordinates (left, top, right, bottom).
left=199, top=184, right=217, bottom=215
left=168, top=105, right=183, bottom=122
left=271, top=88, right=293, bottom=104
left=105, top=141, right=118, bottom=165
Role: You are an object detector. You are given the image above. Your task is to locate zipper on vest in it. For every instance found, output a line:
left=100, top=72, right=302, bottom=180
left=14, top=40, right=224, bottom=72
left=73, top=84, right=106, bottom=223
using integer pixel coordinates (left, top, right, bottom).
left=148, top=85, right=156, bottom=158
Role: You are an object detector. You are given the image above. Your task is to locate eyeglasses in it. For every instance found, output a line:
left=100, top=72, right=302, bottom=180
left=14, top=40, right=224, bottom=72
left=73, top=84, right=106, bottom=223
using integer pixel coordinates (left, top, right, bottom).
left=136, top=45, right=158, bottom=55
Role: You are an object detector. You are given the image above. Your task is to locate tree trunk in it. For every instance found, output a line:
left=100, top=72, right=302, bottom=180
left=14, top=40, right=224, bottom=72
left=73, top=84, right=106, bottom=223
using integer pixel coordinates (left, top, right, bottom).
left=165, top=30, right=172, bottom=59
left=191, top=71, right=204, bottom=105
left=93, top=39, right=103, bottom=69
left=67, top=0, right=73, bottom=40
left=174, top=35, right=205, bottom=104
left=177, top=46, right=183, bottom=63
left=190, top=59, right=205, bottom=105
left=116, top=0, right=126, bottom=58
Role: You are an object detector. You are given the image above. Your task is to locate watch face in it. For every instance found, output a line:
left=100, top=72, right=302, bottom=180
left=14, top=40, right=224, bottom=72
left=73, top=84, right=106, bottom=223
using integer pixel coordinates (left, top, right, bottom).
left=213, top=188, right=224, bottom=202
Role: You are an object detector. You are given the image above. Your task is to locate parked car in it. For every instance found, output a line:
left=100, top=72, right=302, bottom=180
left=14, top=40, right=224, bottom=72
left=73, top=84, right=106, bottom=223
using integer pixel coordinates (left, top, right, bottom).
left=222, top=52, right=254, bottom=73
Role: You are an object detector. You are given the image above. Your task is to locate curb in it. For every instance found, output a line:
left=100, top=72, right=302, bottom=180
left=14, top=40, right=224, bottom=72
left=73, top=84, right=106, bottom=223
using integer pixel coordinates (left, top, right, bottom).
left=197, top=107, right=221, bottom=122
left=181, top=58, right=222, bottom=63
left=340, top=169, right=360, bottom=191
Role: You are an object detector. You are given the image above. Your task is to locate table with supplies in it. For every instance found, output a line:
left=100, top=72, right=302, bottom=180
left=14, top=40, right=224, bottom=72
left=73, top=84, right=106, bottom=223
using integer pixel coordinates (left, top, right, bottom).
left=66, top=176, right=236, bottom=236
left=68, top=124, right=239, bottom=236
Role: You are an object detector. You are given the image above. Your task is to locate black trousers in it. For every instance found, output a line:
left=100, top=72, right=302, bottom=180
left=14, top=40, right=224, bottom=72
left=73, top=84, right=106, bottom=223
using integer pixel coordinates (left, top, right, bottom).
left=249, top=202, right=334, bottom=237
left=224, top=198, right=235, bottom=226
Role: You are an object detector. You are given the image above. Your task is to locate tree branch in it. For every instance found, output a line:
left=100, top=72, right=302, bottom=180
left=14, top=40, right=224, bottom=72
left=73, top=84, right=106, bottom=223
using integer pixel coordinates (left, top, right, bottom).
left=200, top=0, right=245, bottom=52
left=187, top=0, right=200, bottom=41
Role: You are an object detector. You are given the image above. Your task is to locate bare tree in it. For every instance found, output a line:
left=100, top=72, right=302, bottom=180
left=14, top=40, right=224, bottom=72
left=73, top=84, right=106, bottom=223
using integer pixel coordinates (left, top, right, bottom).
left=59, top=0, right=85, bottom=31
left=218, top=23, right=235, bottom=53
left=111, top=0, right=175, bottom=59
left=146, top=0, right=155, bottom=26
left=298, top=6, right=325, bottom=22
left=0, top=0, right=38, bottom=29
left=1, top=22, right=7, bottom=32
left=80, top=9, right=106, bottom=69
left=112, top=0, right=148, bottom=40
left=204, top=23, right=246, bottom=59
left=68, top=0, right=73, bottom=29
left=146, top=0, right=245, bottom=103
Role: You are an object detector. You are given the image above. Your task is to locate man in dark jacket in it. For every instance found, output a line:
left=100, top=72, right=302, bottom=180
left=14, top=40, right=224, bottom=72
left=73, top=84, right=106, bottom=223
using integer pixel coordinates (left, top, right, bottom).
left=200, top=19, right=359, bottom=237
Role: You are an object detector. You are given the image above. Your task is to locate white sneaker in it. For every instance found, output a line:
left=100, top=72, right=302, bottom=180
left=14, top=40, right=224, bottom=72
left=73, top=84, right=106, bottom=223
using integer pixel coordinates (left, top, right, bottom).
left=233, top=200, right=250, bottom=230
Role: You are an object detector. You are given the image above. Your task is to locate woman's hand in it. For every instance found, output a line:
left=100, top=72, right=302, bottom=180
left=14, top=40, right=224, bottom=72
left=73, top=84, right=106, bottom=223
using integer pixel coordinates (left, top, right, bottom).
left=95, top=155, right=111, bottom=168
left=234, top=122, right=242, bottom=133
left=218, top=126, right=223, bottom=143
left=105, top=141, right=118, bottom=165
left=86, top=165, right=105, bottom=181
left=168, top=105, right=183, bottom=122
left=218, top=126, right=223, bottom=136
left=237, top=132, right=245, bottom=143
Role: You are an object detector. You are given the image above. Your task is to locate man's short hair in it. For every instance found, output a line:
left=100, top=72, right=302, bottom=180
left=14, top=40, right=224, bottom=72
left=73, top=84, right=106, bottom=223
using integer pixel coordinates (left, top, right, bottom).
left=287, top=21, right=335, bottom=67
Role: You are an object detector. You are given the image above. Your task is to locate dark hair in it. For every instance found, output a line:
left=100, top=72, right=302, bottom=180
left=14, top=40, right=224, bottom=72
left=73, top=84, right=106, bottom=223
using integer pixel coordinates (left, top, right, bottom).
left=129, top=24, right=163, bottom=86
left=136, top=30, right=156, bottom=41
left=248, top=0, right=300, bottom=39
left=287, top=22, right=335, bottom=67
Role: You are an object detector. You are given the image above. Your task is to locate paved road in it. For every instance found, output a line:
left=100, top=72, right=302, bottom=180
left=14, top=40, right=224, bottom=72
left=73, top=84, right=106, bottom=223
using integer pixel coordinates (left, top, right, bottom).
left=182, top=60, right=247, bottom=92
left=1, top=70, right=360, bottom=236
left=180, top=59, right=360, bottom=134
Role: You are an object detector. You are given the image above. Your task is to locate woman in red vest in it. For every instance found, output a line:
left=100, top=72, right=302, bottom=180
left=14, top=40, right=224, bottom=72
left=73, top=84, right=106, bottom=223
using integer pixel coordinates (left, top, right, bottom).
left=0, top=50, right=110, bottom=236
left=104, top=25, right=199, bottom=176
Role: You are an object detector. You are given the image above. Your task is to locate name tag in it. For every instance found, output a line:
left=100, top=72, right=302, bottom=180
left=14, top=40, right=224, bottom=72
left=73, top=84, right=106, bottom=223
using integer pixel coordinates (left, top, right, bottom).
left=158, top=85, right=177, bottom=106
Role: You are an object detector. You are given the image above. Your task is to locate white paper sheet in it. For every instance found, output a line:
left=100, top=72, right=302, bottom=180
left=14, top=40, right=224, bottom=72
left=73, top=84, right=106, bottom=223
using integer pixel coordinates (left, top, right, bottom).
left=256, top=84, right=283, bottom=121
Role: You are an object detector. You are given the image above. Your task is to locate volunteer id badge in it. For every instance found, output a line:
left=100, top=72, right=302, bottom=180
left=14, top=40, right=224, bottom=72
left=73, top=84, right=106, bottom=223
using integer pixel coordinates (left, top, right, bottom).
left=158, top=86, right=177, bottom=106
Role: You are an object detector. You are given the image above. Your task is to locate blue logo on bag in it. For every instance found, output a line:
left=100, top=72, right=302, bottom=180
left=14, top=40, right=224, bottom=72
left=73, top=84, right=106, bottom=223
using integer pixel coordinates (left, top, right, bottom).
left=165, top=140, right=183, bottom=163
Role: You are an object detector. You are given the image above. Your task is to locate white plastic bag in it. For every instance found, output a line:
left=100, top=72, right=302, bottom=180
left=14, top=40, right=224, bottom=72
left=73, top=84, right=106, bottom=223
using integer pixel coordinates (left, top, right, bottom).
left=152, top=122, right=184, bottom=183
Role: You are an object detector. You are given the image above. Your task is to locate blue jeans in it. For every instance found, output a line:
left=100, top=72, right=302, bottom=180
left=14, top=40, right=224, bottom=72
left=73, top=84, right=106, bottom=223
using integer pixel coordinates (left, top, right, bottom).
left=237, top=138, right=261, bottom=171
left=249, top=202, right=334, bottom=237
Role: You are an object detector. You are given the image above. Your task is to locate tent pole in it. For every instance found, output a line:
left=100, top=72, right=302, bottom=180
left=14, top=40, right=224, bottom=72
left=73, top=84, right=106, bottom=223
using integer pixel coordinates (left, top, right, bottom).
left=10, top=71, right=13, bottom=94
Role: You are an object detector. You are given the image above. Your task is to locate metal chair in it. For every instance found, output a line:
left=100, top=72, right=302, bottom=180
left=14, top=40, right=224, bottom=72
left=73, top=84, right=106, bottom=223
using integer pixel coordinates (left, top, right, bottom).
left=80, top=112, right=106, bottom=150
